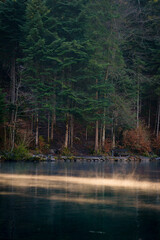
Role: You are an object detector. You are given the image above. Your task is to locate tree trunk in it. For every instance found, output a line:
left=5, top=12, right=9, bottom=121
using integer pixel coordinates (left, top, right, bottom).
left=100, top=123, right=102, bottom=150
left=10, top=56, right=16, bottom=123
left=51, top=93, right=56, bottom=142
left=102, top=123, right=105, bottom=148
left=36, top=113, right=39, bottom=147
left=4, top=125, right=6, bottom=150
left=136, top=75, right=140, bottom=128
left=148, top=100, right=151, bottom=128
left=112, top=128, right=116, bottom=149
left=95, top=79, right=99, bottom=152
left=95, top=120, right=99, bottom=152
left=70, top=114, right=74, bottom=148
left=156, top=98, right=160, bottom=138
left=68, top=125, right=71, bottom=147
left=112, top=118, right=115, bottom=149
left=51, top=112, right=55, bottom=142
left=102, top=67, right=108, bottom=148
left=154, top=108, right=158, bottom=135
left=102, top=108, right=106, bottom=148
left=48, top=113, right=50, bottom=143
left=86, top=127, right=88, bottom=141
left=10, top=126, right=12, bottom=150
left=11, top=56, right=16, bottom=105
left=137, top=86, right=140, bottom=128
left=51, top=117, right=54, bottom=142
left=31, top=114, right=34, bottom=133
left=64, top=115, right=69, bottom=148
left=11, top=104, right=18, bottom=152
left=10, top=74, right=21, bottom=152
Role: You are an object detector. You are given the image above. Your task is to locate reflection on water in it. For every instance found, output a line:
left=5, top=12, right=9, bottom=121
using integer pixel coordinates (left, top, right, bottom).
left=0, top=161, right=160, bottom=240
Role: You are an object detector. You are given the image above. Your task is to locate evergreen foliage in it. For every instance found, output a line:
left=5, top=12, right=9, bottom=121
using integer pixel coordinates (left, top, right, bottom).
left=0, top=0, right=159, bottom=153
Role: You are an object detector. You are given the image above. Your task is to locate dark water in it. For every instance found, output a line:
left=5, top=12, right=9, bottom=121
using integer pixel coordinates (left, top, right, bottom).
left=0, top=161, right=160, bottom=240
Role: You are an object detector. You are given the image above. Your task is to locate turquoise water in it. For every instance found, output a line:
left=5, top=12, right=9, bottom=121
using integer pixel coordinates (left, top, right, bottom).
left=0, top=161, right=160, bottom=240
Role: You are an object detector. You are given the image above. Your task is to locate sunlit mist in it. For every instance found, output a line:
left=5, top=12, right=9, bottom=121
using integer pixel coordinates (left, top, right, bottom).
left=0, top=173, right=160, bottom=192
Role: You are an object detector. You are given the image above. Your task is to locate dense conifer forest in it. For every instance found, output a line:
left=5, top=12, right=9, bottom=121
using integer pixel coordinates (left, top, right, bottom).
left=0, top=0, right=160, bottom=155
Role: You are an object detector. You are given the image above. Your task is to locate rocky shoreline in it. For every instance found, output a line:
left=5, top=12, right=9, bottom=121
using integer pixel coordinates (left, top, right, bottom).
left=1, top=153, right=159, bottom=162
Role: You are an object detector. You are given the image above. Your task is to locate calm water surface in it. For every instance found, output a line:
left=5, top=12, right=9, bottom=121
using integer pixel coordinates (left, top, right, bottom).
left=0, top=161, right=160, bottom=240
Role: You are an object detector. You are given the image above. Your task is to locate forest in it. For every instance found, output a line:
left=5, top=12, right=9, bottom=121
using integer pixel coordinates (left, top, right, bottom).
left=0, top=0, right=160, bottom=156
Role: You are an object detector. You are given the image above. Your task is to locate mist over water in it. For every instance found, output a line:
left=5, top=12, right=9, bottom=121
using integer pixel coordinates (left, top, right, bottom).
left=0, top=172, right=160, bottom=193
left=0, top=161, right=160, bottom=240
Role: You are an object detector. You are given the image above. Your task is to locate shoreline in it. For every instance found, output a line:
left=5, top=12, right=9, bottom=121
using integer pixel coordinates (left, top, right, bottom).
left=0, top=154, right=157, bottom=162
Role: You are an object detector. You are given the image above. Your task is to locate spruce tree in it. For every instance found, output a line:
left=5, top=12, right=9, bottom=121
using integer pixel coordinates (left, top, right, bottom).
left=51, top=0, right=90, bottom=148
left=0, top=0, right=25, bottom=111
left=21, top=0, right=58, bottom=146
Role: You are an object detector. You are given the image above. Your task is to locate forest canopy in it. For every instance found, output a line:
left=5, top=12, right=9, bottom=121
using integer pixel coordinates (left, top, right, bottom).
left=0, top=0, right=160, bottom=155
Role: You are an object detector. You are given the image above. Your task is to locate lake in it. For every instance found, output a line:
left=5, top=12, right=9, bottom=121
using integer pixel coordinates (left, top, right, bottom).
left=0, top=160, right=160, bottom=240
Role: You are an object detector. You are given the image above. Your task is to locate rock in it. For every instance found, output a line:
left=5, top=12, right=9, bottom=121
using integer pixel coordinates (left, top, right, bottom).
left=31, top=154, right=47, bottom=161
left=49, top=149, right=55, bottom=154
left=150, top=157, right=160, bottom=161
left=47, top=155, right=56, bottom=161
left=127, top=156, right=141, bottom=161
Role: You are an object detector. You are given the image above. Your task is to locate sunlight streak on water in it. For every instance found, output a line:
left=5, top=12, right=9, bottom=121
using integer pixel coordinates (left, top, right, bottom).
left=0, top=173, right=160, bottom=192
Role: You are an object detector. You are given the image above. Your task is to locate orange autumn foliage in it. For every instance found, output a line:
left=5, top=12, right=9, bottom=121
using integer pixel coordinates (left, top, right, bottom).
left=152, top=135, right=160, bottom=153
left=123, top=126, right=151, bottom=154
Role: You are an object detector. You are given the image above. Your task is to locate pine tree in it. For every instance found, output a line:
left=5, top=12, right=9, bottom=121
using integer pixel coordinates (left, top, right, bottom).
left=51, top=0, right=90, bottom=148
left=0, top=0, right=26, bottom=150
left=0, top=0, right=25, bottom=111
left=21, top=0, right=58, bottom=146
